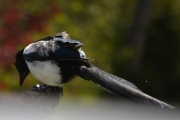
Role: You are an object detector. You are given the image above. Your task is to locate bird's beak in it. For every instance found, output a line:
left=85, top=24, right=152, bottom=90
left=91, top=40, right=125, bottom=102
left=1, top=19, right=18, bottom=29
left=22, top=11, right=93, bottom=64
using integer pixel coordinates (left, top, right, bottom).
left=19, top=71, right=28, bottom=86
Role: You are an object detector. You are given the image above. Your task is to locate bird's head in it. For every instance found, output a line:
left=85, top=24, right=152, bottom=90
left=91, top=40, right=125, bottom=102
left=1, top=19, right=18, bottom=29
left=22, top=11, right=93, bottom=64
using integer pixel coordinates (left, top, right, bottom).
left=14, top=49, right=30, bottom=86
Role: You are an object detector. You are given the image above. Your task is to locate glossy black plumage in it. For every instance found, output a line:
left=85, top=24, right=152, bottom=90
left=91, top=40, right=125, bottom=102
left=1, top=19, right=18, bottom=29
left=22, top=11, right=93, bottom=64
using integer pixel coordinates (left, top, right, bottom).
left=15, top=32, right=90, bottom=86
left=14, top=49, right=30, bottom=86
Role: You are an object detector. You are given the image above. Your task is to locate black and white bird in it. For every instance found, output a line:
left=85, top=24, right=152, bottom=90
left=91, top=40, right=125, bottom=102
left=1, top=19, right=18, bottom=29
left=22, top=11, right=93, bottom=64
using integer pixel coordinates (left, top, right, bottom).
left=14, top=32, right=91, bottom=86
left=14, top=32, right=175, bottom=109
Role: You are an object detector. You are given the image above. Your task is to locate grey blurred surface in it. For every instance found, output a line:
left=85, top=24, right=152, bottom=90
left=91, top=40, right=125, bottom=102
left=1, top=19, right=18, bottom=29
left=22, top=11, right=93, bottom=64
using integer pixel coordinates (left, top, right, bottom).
left=55, top=99, right=179, bottom=120
left=0, top=93, right=179, bottom=120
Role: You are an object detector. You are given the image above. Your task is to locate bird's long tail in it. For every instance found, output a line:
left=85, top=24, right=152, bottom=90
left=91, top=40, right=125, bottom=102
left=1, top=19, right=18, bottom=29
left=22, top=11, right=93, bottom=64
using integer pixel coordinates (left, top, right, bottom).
left=79, top=64, right=175, bottom=110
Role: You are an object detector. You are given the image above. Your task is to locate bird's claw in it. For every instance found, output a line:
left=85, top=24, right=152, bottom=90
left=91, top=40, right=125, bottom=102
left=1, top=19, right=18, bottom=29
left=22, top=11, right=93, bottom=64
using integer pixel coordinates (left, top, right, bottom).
left=26, top=84, right=63, bottom=95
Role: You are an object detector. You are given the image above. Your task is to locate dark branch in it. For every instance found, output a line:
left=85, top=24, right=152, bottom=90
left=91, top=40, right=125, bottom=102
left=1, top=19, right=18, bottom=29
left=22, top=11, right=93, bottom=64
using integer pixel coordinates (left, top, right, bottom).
left=17, top=84, right=63, bottom=120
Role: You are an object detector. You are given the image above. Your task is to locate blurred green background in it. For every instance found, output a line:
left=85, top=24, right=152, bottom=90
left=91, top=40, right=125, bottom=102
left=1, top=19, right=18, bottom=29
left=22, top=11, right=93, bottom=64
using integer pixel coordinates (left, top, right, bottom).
left=0, top=0, right=180, bottom=103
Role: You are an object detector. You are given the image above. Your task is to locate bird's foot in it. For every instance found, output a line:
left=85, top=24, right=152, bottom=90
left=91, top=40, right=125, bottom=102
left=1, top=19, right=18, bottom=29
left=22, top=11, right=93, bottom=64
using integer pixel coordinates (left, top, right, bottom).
left=27, top=84, right=63, bottom=95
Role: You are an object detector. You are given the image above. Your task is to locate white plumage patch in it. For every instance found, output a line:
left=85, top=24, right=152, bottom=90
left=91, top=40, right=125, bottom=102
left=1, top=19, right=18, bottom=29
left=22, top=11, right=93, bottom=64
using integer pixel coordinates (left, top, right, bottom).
left=26, top=61, right=62, bottom=86
left=78, top=48, right=86, bottom=58
left=23, top=43, right=36, bottom=54
left=23, top=41, right=59, bottom=57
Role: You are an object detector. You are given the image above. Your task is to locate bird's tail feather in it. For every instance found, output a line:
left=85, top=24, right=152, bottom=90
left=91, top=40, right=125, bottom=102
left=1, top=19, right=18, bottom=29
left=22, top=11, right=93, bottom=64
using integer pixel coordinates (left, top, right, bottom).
left=79, top=64, right=175, bottom=110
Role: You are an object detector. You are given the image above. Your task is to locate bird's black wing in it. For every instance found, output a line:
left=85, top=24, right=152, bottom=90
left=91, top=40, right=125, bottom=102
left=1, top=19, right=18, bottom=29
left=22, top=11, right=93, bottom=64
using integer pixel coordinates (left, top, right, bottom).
left=37, top=32, right=82, bottom=49
left=24, top=37, right=90, bottom=62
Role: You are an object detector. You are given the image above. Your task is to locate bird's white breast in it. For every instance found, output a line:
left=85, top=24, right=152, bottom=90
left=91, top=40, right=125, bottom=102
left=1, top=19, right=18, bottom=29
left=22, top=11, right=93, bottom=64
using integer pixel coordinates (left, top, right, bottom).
left=25, top=61, right=62, bottom=86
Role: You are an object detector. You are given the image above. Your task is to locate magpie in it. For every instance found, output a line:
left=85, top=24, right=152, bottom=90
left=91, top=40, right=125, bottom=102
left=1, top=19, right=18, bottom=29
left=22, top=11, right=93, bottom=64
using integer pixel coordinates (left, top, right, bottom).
left=14, top=32, right=91, bottom=86
left=14, top=32, right=175, bottom=109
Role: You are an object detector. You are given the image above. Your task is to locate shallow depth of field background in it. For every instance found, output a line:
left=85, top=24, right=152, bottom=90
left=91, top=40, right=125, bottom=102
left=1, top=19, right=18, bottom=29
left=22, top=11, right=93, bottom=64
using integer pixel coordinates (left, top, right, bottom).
left=0, top=0, right=180, bottom=118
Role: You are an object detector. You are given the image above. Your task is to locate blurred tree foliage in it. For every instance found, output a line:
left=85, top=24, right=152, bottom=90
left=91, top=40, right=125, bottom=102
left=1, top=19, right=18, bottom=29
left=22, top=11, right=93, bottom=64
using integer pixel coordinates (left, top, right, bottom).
left=0, top=0, right=180, bottom=102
